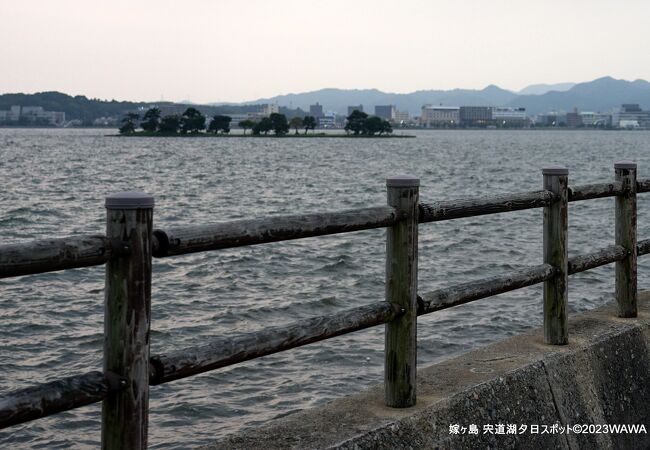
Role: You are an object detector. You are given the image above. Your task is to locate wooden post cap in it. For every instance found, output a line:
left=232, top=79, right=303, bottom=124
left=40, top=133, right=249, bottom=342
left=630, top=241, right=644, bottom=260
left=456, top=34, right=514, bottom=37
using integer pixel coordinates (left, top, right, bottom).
left=615, top=160, right=637, bottom=170
left=542, top=165, right=569, bottom=176
left=386, top=175, right=420, bottom=187
left=105, top=191, right=154, bottom=209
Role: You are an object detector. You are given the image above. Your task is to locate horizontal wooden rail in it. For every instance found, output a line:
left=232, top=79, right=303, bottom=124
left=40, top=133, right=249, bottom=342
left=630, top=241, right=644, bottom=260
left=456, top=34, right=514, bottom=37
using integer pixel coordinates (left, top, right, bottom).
left=568, top=245, right=628, bottom=274
left=1, top=182, right=647, bottom=270
left=0, top=235, right=119, bottom=279
left=149, top=301, right=402, bottom=385
left=417, top=264, right=556, bottom=315
left=418, top=190, right=556, bottom=223
left=0, top=371, right=124, bottom=430
left=568, top=182, right=623, bottom=202
left=152, top=206, right=398, bottom=257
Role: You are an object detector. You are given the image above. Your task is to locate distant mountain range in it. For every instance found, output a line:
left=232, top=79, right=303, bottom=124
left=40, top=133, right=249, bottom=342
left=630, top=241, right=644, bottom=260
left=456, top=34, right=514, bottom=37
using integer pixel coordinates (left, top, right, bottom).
left=2, top=77, right=650, bottom=123
left=225, top=77, right=650, bottom=116
left=517, top=82, right=575, bottom=96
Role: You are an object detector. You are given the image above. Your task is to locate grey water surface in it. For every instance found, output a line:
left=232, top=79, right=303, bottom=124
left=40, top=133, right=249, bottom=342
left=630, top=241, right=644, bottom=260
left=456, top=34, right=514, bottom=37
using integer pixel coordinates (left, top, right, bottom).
left=1, top=128, right=650, bottom=449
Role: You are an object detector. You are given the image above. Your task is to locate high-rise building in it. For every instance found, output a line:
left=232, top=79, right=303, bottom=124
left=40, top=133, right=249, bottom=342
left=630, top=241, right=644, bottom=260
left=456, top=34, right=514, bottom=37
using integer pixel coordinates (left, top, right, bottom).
left=374, top=105, right=396, bottom=120
left=310, top=103, right=324, bottom=118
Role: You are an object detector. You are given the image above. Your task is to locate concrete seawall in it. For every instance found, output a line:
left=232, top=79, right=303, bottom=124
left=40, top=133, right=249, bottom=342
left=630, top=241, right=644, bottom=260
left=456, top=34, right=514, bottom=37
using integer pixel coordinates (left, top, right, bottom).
left=202, top=293, right=650, bottom=450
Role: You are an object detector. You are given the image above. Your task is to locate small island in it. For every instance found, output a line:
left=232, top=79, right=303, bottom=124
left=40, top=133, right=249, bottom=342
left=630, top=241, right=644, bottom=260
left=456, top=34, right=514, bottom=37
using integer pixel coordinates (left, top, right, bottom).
left=117, top=107, right=413, bottom=138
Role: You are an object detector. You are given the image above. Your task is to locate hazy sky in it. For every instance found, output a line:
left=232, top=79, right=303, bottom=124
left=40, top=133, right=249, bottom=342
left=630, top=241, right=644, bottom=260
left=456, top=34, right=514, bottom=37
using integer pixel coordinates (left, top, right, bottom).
left=3, top=0, right=650, bottom=103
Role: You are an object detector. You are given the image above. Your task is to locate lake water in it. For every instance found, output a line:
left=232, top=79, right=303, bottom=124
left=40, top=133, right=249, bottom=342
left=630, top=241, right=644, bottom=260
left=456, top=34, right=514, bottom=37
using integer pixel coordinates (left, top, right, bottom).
left=2, top=128, right=650, bottom=449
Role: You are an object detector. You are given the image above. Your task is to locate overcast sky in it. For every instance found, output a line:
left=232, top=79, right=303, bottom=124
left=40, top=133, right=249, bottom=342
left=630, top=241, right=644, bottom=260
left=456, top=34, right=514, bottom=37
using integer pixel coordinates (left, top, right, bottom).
left=2, top=0, right=650, bottom=103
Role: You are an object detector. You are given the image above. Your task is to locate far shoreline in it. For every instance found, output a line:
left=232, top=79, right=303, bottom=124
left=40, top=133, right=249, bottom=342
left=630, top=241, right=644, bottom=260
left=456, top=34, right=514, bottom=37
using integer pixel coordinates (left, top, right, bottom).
left=110, top=132, right=416, bottom=138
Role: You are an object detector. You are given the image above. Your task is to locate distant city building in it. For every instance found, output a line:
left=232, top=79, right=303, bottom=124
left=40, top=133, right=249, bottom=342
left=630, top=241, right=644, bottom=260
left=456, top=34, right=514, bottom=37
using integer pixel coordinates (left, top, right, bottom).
left=566, top=109, right=583, bottom=127
left=613, top=104, right=650, bottom=128
left=347, top=105, right=364, bottom=115
left=535, top=112, right=566, bottom=127
left=579, top=112, right=611, bottom=127
left=459, top=106, right=492, bottom=127
left=492, top=107, right=527, bottom=127
left=394, top=110, right=410, bottom=123
left=257, top=104, right=279, bottom=116
left=318, top=114, right=337, bottom=128
left=0, top=105, right=65, bottom=126
left=619, top=119, right=640, bottom=129
left=310, top=103, right=324, bottom=118
left=244, top=104, right=280, bottom=120
left=420, top=105, right=459, bottom=127
left=374, top=105, right=396, bottom=121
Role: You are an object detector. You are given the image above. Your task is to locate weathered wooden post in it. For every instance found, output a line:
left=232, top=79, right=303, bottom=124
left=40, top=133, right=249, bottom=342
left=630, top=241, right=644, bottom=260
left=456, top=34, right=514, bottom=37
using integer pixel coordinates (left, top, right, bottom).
left=615, top=160, right=637, bottom=317
left=385, top=175, right=419, bottom=408
left=543, top=165, right=568, bottom=345
left=102, top=191, right=154, bottom=449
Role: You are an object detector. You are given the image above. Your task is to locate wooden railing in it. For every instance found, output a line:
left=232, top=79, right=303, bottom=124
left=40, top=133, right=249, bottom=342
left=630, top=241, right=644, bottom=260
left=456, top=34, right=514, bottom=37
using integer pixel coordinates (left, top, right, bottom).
left=0, top=161, right=647, bottom=448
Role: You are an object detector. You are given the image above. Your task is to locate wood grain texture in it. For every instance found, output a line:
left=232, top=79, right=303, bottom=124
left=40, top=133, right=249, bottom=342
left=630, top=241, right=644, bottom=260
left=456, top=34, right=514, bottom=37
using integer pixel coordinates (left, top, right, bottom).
left=149, top=302, right=401, bottom=385
left=418, top=264, right=556, bottom=315
left=568, top=182, right=623, bottom=202
left=152, top=206, right=398, bottom=257
left=384, top=182, right=418, bottom=408
left=616, top=167, right=637, bottom=317
left=0, top=371, right=115, bottom=430
left=568, top=245, right=628, bottom=274
left=0, top=235, right=112, bottom=278
left=543, top=173, right=568, bottom=345
left=102, top=207, right=152, bottom=450
left=418, top=190, right=556, bottom=223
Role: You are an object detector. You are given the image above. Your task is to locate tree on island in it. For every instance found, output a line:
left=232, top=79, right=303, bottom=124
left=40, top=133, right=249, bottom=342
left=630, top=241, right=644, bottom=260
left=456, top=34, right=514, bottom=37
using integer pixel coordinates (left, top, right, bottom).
left=252, top=117, right=273, bottom=135
left=380, top=119, right=393, bottom=135
left=270, top=113, right=289, bottom=136
left=119, top=112, right=140, bottom=134
left=239, top=119, right=255, bottom=135
left=159, top=115, right=181, bottom=133
left=140, top=107, right=161, bottom=132
left=289, top=116, right=303, bottom=135
left=344, top=110, right=392, bottom=136
left=180, top=107, right=206, bottom=134
left=302, top=115, right=316, bottom=134
left=344, top=110, right=368, bottom=135
left=364, top=116, right=393, bottom=136
left=208, top=115, right=232, bottom=134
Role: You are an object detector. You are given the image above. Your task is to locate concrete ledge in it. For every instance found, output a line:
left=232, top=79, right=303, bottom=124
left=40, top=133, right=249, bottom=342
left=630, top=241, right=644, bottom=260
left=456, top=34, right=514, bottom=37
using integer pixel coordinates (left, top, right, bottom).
left=202, top=293, right=650, bottom=450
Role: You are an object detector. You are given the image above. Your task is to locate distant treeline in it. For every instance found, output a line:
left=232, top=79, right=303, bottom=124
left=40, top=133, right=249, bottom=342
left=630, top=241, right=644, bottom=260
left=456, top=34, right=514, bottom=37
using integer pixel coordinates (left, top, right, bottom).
left=120, top=108, right=393, bottom=136
left=0, top=91, right=305, bottom=124
left=119, top=107, right=316, bottom=135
